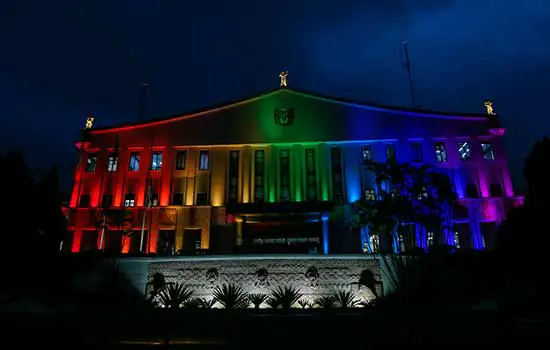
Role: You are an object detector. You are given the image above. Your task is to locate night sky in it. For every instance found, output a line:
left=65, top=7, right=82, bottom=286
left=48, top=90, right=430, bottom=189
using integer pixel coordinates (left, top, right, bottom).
left=1, top=0, right=549, bottom=194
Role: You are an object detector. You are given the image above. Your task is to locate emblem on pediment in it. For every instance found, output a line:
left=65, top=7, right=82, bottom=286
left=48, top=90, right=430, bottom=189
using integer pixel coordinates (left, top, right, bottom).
left=274, top=107, right=295, bottom=126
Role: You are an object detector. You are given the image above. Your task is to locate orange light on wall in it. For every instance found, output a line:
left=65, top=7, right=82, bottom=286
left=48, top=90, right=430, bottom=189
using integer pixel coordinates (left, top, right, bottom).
left=122, top=236, right=130, bottom=253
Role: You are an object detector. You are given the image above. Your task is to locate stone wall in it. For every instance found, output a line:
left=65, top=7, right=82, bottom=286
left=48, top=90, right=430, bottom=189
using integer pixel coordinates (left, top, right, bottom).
left=119, top=255, right=382, bottom=305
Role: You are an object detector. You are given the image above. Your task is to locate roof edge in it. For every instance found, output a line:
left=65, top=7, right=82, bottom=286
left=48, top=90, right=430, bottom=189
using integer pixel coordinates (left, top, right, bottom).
left=91, top=87, right=494, bottom=134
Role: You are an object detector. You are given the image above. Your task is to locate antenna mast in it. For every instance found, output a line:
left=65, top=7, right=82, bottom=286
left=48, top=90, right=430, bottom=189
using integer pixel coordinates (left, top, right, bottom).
left=401, top=41, right=417, bottom=108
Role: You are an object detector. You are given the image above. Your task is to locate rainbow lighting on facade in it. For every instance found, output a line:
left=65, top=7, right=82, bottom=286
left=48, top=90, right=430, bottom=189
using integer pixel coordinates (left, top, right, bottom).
left=64, top=79, right=523, bottom=256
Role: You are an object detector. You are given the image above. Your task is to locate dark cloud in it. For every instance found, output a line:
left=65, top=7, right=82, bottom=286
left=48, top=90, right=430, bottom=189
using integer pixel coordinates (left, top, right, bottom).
left=0, top=0, right=548, bottom=192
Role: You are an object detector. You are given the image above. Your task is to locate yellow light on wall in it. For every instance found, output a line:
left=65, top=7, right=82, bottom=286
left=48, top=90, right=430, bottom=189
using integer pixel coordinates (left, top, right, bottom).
left=210, top=190, right=223, bottom=207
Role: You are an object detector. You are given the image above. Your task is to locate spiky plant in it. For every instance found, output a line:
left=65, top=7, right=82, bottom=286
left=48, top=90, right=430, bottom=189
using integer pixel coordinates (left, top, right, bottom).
left=212, top=284, right=249, bottom=309
left=266, top=297, right=280, bottom=309
left=298, top=299, right=312, bottom=309
left=146, top=272, right=166, bottom=305
left=359, top=300, right=372, bottom=308
left=199, top=298, right=217, bottom=309
left=248, top=293, right=268, bottom=310
left=157, top=282, right=193, bottom=308
left=334, top=290, right=359, bottom=308
left=183, top=297, right=202, bottom=309
left=270, top=286, right=303, bottom=310
left=315, top=296, right=337, bottom=309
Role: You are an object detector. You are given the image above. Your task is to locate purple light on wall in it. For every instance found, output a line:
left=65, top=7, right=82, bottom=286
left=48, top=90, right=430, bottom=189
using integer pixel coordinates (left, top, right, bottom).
left=478, top=171, right=490, bottom=198
left=502, top=170, right=515, bottom=197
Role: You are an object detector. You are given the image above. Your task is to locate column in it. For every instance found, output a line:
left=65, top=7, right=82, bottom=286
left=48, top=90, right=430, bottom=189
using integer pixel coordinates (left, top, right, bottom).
left=318, top=143, right=330, bottom=201
left=235, top=216, right=243, bottom=247
left=72, top=228, right=83, bottom=253
left=321, top=212, right=329, bottom=254
left=160, top=147, right=174, bottom=206
left=292, top=144, right=303, bottom=202
left=242, top=146, right=252, bottom=203
left=267, top=145, right=277, bottom=203
left=137, top=150, right=152, bottom=206
left=114, top=149, right=129, bottom=207
left=468, top=201, right=484, bottom=249
left=343, top=144, right=362, bottom=203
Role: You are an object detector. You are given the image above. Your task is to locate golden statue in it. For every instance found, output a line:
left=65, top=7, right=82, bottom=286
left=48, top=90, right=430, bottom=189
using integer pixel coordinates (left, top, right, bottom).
left=85, top=116, right=95, bottom=129
left=484, top=101, right=495, bottom=115
left=279, top=71, right=288, bottom=88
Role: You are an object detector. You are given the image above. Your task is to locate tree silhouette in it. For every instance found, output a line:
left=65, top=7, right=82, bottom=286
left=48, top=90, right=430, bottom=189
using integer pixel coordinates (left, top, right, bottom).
left=523, top=137, right=550, bottom=212
left=0, top=150, right=69, bottom=300
left=495, top=137, right=550, bottom=318
left=348, top=162, right=456, bottom=253
left=35, top=165, right=68, bottom=253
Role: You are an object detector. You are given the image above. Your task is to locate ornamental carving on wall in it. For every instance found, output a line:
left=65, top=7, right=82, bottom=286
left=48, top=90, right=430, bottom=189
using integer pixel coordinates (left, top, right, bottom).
left=254, top=268, right=270, bottom=288
left=305, top=266, right=320, bottom=288
left=274, top=107, right=295, bottom=126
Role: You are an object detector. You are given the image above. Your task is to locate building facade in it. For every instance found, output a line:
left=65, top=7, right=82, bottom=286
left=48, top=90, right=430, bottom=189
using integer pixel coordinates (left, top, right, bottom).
left=64, top=87, right=523, bottom=255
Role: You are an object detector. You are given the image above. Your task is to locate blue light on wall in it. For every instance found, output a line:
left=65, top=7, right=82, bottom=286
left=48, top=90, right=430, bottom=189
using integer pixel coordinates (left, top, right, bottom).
left=321, top=212, right=329, bottom=254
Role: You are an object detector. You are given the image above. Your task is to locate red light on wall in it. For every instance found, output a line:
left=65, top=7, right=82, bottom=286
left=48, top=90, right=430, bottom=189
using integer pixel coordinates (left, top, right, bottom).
left=226, top=214, right=235, bottom=224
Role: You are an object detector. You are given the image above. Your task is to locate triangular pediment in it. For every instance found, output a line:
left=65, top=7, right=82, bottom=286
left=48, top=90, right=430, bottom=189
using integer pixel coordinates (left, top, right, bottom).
left=90, top=88, right=494, bottom=147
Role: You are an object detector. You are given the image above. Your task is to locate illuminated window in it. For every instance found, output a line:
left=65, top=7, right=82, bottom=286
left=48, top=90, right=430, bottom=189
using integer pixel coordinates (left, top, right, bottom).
left=370, top=235, right=380, bottom=253
left=228, top=151, right=239, bottom=202
left=199, top=151, right=209, bottom=170
left=79, top=194, right=90, bottom=208
left=86, top=153, right=98, bottom=172
left=398, top=234, right=406, bottom=253
left=124, top=193, right=136, bottom=207
left=457, top=142, right=472, bottom=161
left=385, top=144, right=396, bottom=162
left=481, top=143, right=495, bottom=160
left=171, top=192, right=184, bottom=206
left=151, top=152, right=163, bottom=170
left=411, top=142, right=423, bottom=162
left=279, top=149, right=291, bottom=202
left=148, top=193, right=159, bottom=207
left=427, top=232, right=434, bottom=246
left=434, top=143, right=447, bottom=162
left=151, top=151, right=163, bottom=170
left=175, top=151, right=186, bottom=170
left=107, top=152, right=118, bottom=172
left=101, top=194, right=113, bottom=208
left=128, top=152, right=140, bottom=171
left=360, top=145, right=373, bottom=165
left=453, top=231, right=460, bottom=249
left=305, top=148, right=317, bottom=201
left=254, top=150, right=265, bottom=202
left=364, top=188, right=376, bottom=201
left=196, top=192, right=208, bottom=206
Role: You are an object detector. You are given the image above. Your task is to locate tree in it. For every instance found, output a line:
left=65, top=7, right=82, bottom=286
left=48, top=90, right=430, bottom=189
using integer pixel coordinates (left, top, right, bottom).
left=99, top=208, right=133, bottom=253
left=0, top=151, right=68, bottom=300
left=494, top=137, right=550, bottom=318
left=523, top=137, right=550, bottom=212
left=0, top=150, right=35, bottom=253
left=35, top=166, right=68, bottom=254
left=349, top=162, right=457, bottom=253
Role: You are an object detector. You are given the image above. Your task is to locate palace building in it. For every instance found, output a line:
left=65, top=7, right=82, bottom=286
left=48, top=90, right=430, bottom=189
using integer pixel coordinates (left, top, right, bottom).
left=64, top=78, right=522, bottom=255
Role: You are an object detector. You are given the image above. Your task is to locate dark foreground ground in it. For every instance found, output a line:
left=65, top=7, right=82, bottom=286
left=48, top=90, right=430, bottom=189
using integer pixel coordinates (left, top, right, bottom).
left=4, top=308, right=548, bottom=348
